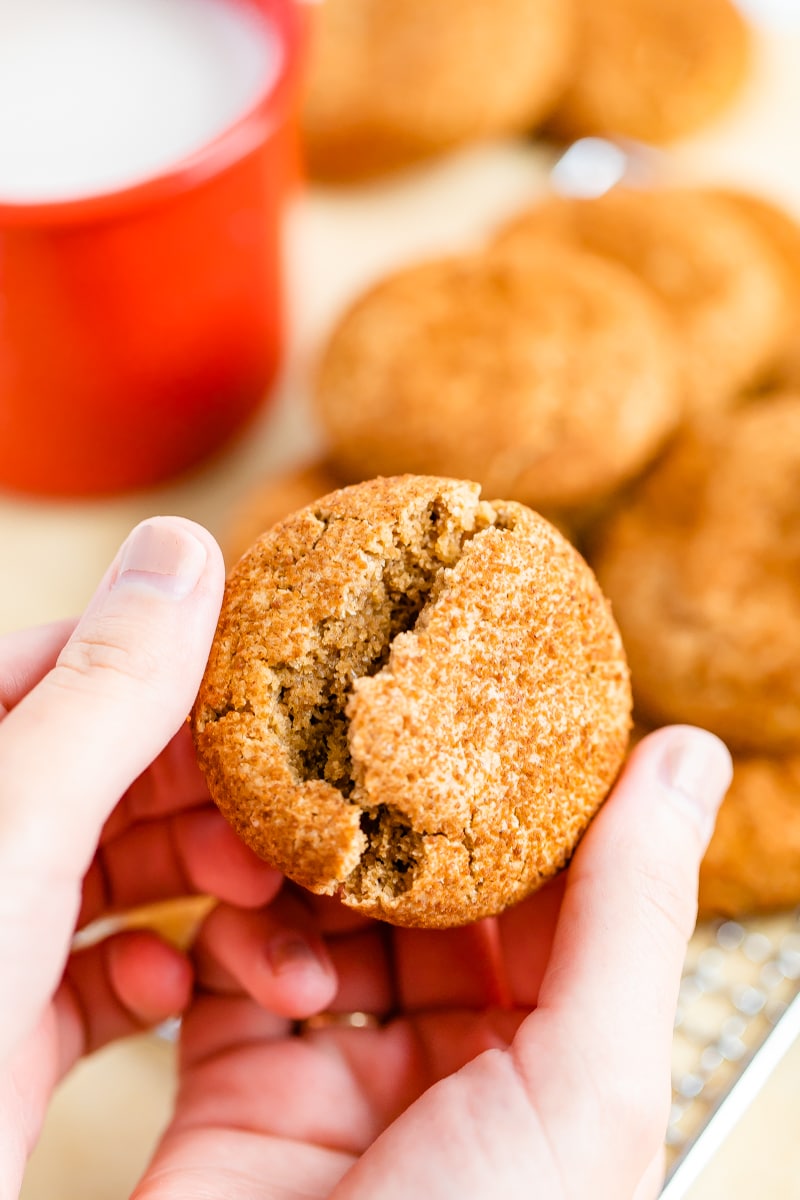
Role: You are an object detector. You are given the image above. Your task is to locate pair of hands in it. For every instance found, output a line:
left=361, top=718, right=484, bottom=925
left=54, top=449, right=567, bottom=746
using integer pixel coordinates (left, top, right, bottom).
left=0, top=517, right=732, bottom=1200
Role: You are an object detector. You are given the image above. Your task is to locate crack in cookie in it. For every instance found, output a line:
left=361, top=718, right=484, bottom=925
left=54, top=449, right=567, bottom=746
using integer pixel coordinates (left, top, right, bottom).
left=192, top=475, right=631, bottom=928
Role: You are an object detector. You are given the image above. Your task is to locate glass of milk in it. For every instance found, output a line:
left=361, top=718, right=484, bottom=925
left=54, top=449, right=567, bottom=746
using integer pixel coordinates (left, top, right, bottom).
left=0, top=0, right=304, bottom=495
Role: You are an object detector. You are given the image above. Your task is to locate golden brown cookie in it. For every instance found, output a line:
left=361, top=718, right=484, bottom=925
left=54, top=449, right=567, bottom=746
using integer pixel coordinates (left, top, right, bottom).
left=592, top=394, right=800, bottom=754
left=302, top=0, right=575, bottom=180
left=496, top=187, right=789, bottom=411
left=224, top=461, right=344, bottom=566
left=698, top=753, right=800, bottom=919
left=709, top=188, right=800, bottom=391
left=315, top=246, right=681, bottom=511
left=192, top=475, right=631, bottom=928
left=549, top=0, right=751, bottom=145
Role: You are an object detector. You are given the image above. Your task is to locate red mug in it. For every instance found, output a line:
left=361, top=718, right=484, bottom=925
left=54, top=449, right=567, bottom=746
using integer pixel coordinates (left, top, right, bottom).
left=0, top=0, right=305, bottom=497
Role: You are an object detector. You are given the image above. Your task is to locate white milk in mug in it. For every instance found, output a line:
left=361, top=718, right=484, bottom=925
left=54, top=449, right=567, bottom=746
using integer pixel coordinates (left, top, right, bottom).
left=0, top=0, right=282, bottom=203
left=0, top=0, right=297, bottom=495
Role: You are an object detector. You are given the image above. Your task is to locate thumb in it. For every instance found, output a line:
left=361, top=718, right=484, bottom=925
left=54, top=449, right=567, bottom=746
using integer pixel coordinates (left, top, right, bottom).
left=0, top=517, right=225, bottom=1067
left=519, top=725, right=734, bottom=1194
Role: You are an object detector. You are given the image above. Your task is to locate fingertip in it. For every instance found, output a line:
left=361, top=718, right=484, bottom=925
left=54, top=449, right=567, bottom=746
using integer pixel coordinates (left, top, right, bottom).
left=263, top=930, right=338, bottom=1019
left=627, top=725, right=734, bottom=845
left=110, top=516, right=225, bottom=604
left=176, top=806, right=285, bottom=908
left=37, top=517, right=225, bottom=738
left=195, top=903, right=338, bottom=1020
left=107, top=930, right=193, bottom=1024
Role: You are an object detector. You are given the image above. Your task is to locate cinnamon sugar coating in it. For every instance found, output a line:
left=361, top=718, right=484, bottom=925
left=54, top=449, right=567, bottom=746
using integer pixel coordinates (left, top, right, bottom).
left=699, top=753, right=800, bottom=919
left=496, top=188, right=789, bottom=412
left=592, top=395, right=800, bottom=754
left=709, top=188, right=800, bottom=393
left=315, top=247, right=680, bottom=511
left=192, top=475, right=631, bottom=927
left=549, top=0, right=751, bottom=144
left=302, top=0, right=575, bottom=180
left=224, top=461, right=344, bottom=567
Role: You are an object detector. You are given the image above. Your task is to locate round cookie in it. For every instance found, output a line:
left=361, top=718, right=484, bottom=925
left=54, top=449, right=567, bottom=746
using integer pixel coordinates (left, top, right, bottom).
left=302, top=0, right=575, bottom=180
left=192, top=475, right=632, bottom=928
left=315, top=246, right=681, bottom=511
left=591, top=394, right=800, bottom=754
left=496, top=187, right=789, bottom=411
left=709, top=188, right=800, bottom=392
left=224, top=460, right=579, bottom=556
left=549, top=0, right=751, bottom=145
left=699, top=753, right=800, bottom=919
left=225, top=461, right=344, bottom=566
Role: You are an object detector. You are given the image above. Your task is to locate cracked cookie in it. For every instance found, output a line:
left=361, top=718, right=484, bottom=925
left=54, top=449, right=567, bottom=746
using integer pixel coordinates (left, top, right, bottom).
left=224, top=460, right=344, bottom=567
left=192, top=475, right=631, bottom=927
left=315, top=246, right=681, bottom=511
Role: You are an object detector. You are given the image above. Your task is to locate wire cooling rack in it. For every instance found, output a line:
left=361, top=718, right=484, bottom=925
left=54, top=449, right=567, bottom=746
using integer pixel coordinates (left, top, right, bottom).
left=662, top=911, right=800, bottom=1196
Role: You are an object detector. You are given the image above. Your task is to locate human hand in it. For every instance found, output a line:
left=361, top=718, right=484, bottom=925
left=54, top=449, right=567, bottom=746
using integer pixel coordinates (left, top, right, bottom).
left=0, top=518, right=337, bottom=1199
left=130, top=725, right=732, bottom=1200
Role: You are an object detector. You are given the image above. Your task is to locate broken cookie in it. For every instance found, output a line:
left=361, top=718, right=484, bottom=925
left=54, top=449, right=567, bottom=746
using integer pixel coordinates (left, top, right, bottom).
left=191, top=475, right=631, bottom=927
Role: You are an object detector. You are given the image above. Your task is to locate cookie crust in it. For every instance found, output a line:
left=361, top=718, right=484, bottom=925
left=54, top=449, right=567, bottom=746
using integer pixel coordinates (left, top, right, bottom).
left=699, top=753, right=800, bottom=919
left=549, top=0, right=751, bottom=145
left=224, top=461, right=344, bottom=567
left=496, top=188, right=789, bottom=411
left=592, top=395, right=800, bottom=753
left=315, top=247, right=680, bottom=510
left=302, top=0, right=575, bottom=179
left=709, top=188, right=800, bottom=393
left=193, top=475, right=631, bottom=927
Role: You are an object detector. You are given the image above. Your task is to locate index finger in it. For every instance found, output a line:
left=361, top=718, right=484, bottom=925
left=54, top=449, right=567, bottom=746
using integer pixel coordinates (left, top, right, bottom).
left=100, top=725, right=212, bottom=844
left=0, top=618, right=77, bottom=716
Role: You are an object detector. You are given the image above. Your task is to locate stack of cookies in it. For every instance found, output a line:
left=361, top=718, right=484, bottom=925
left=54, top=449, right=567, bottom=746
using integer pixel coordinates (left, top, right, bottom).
left=227, top=180, right=800, bottom=923
left=593, top=396, right=800, bottom=919
left=231, top=182, right=798, bottom=551
left=302, top=0, right=752, bottom=181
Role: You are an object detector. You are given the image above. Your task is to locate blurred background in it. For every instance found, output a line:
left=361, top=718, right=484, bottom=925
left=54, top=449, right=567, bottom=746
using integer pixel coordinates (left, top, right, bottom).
left=3, top=0, right=800, bottom=1195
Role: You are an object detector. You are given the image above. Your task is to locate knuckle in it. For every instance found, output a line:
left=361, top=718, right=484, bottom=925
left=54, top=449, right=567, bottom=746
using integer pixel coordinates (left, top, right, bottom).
left=632, top=855, right=698, bottom=952
left=52, top=624, right=163, bottom=694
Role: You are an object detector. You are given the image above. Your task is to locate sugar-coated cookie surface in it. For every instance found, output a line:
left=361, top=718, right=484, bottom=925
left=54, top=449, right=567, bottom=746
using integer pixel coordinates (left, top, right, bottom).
left=709, top=188, right=800, bottom=393
left=302, top=0, right=575, bottom=179
left=549, top=0, right=751, bottom=144
left=496, top=188, right=789, bottom=411
left=224, top=460, right=344, bottom=567
left=698, top=753, right=800, bottom=919
left=192, top=475, right=631, bottom=928
left=315, top=247, right=680, bottom=510
left=593, top=395, right=800, bottom=754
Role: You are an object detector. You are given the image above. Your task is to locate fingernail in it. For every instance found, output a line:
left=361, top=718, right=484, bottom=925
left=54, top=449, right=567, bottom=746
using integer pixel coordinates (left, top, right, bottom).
left=267, top=932, right=325, bottom=977
left=659, top=728, right=733, bottom=839
left=113, top=521, right=208, bottom=600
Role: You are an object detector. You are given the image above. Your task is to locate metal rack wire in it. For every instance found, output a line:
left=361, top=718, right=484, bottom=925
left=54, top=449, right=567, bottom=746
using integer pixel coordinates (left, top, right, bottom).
left=663, top=911, right=800, bottom=1196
